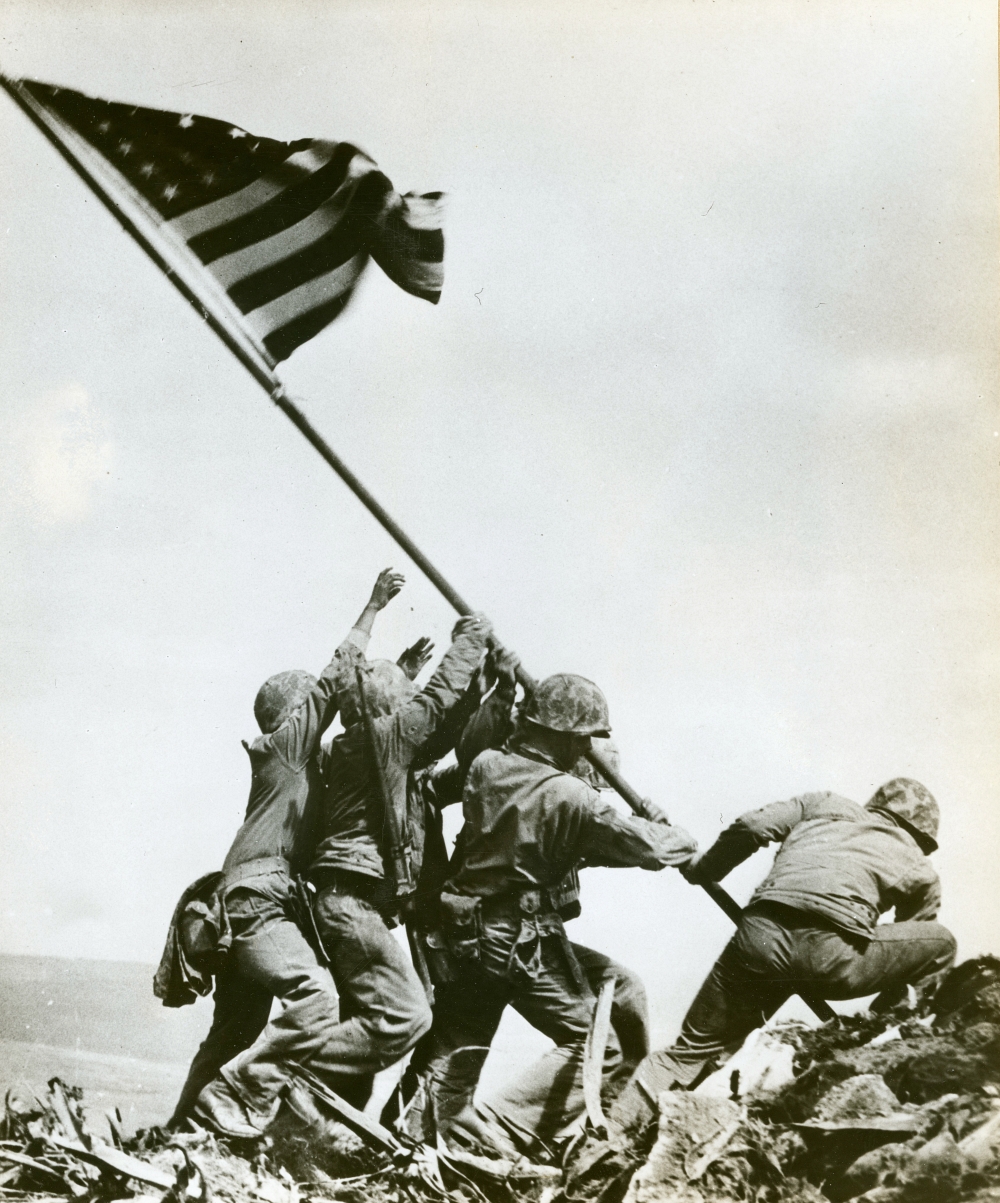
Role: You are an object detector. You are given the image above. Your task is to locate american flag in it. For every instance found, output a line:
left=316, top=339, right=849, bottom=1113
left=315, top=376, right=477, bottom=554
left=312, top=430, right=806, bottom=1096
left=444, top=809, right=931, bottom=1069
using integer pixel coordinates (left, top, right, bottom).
left=18, top=80, right=444, bottom=363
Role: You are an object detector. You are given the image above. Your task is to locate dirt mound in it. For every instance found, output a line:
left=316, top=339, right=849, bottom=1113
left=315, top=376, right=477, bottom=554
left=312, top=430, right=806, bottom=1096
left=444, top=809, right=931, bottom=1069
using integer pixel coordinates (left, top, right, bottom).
left=2, top=958, right=999, bottom=1203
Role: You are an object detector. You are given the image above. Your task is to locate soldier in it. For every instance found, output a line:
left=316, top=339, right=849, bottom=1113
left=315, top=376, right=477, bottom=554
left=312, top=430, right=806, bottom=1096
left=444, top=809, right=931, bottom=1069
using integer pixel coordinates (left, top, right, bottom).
left=298, top=611, right=495, bottom=1111
left=169, top=570, right=407, bottom=1136
left=390, top=735, right=653, bottom=1144
left=427, top=674, right=697, bottom=1157
left=608, top=778, right=957, bottom=1138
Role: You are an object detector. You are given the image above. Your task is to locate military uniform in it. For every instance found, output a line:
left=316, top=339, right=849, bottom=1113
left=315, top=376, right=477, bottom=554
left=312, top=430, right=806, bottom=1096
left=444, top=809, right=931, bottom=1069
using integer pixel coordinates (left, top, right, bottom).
left=610, top=786, right=957, bottom=1136
left=171, top=630, right=367, bottom=1128
left=303, top=620, right=491, bottom=1108
left=429, top=740, right=697, bottom=1154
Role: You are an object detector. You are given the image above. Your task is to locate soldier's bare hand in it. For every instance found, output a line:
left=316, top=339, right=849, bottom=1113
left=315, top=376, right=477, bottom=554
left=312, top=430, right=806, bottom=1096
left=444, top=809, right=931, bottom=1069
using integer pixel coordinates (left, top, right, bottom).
left=492, top=646, right=521, bottom=691
left=679, top=851, right=708, bottom=883
left=452, top=611, right=493, bottom=642
left=369, top=568, right=405, bottom=610
left=397, top=636, right=435, bottom=681
left=641, top=797, right=671, bottom=825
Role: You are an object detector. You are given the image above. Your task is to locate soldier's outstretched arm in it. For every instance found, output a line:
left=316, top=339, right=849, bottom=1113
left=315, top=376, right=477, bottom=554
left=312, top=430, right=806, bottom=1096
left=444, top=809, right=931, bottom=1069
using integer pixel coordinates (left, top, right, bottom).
left=384, top=613, right=494, bottom=769
left=578, top=797, right=698, bottom=870
left=396, top=636, right=435, bottom=680
left=277, top=570, right=405, bottom=768
left=683, top=796, right=808, bottom=884
left=344, top=567, right=405, bottom=648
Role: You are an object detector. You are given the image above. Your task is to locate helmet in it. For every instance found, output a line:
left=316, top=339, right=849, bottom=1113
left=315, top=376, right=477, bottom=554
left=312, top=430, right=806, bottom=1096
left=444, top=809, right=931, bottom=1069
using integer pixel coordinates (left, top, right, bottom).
left=339, top=659, right=418, bottom=728
left=572, top=735, right=621, bottom=789
left=522, top=673, right=611, bottom=737
left=866, top=778, right=939, bottom=853
left=254, top=670, right=317, bottom=734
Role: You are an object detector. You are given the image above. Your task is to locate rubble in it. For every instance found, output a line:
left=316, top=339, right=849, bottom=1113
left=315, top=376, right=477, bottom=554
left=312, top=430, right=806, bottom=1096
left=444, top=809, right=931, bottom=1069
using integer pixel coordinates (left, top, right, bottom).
left=2, top=957, right=998, bottom=1203
left=620, top=1094, right=743, bottom=1202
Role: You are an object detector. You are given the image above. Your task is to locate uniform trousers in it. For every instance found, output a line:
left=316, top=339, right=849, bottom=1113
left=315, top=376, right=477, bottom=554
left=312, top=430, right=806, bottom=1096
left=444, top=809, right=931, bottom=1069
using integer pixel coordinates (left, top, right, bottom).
left=307, top=880, right=432, bottom=1109
left=610, top=902, right=957, bottom=1136
left=410, top=910, right=637, bottom=1153
left=171, top=867, right=342, bottom=1125
left=171, top=868, right=431, bottom=1126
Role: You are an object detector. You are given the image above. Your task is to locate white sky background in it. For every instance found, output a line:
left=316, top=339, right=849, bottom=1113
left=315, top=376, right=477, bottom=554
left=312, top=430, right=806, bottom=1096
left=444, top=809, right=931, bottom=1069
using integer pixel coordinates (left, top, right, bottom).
left=0, top=0, right=998, bottom=1054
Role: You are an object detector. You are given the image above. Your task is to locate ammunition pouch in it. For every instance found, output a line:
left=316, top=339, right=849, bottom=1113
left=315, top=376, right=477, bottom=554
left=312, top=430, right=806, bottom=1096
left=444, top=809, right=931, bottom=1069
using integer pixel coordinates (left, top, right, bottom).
left=422, top=928, right=459, bottom=984
left=439, top=891, right=483, bottom=963
left=481, top=888, right=587, bottom=991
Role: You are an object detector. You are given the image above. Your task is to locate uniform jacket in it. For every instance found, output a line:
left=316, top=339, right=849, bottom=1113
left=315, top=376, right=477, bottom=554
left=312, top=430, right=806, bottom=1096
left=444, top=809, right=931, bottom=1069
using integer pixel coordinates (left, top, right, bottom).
left=693, top=791, right=941, bottom=940
left=221, top=632, right=367, bottom=881
left=309, top=623, right=490, bottom=892
left=448, top=743, right=697, bottom=900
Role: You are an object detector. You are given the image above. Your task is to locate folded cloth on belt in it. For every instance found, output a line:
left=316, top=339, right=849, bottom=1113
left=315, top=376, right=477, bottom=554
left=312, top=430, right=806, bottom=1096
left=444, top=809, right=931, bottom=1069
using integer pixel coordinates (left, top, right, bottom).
left=154, top=870, right=228, bottom=1008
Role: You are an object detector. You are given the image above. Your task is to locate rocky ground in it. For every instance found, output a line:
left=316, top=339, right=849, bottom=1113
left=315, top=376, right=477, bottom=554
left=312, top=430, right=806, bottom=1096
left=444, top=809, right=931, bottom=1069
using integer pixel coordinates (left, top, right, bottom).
left=2, top=957, right=998, bottom=1203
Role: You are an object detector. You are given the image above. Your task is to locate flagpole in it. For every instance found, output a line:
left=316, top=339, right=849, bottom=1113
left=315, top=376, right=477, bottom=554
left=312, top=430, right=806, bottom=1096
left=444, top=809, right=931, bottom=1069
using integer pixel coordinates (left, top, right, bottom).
left=268, top=391, right=475, bottom=615
left=2, top=77, right=838, bottom=1021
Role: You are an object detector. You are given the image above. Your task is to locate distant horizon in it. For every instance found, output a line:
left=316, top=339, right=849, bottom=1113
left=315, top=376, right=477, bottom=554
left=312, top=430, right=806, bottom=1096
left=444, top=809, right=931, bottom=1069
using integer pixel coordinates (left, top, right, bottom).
left=0, top=950, right=159, bottom=968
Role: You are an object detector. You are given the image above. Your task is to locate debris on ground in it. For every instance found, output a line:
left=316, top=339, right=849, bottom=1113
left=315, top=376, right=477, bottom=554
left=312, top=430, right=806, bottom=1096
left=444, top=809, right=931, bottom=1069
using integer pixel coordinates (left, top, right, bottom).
left=2, top=957, right=999, bottom=1203
left=619, top=1093, right=744, bottom=1202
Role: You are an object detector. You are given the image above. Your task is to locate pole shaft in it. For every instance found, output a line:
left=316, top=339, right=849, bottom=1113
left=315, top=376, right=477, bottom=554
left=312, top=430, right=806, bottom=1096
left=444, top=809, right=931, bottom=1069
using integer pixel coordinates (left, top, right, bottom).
left=271, top=394, right=475, bottom=615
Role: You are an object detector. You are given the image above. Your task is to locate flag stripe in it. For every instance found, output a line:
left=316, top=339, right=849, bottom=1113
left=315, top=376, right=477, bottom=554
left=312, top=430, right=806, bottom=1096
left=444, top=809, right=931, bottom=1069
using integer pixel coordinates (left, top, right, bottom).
left=263, top=293, right=353, bottom=363
left=208, top=157, right=373, bottom=289
left=226, top=175, right=390, bottom=312
left=208, top=192, right=351, bottom=289
left=188, top=144, right=361, bottom=265
left=374, top=219, right=446, bottom=265
left=20, top=78, right=443, bottom=362
left=244, top=250, right=368, bottom=340
left=371, top=249, right=444, bottom=301
left=168, top=141, right=342, bottom=240
left=227, top=217, right=362, bottom=312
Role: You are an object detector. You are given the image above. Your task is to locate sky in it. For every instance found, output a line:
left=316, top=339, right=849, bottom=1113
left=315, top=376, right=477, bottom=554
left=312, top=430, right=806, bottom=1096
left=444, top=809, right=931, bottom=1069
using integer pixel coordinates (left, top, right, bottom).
left=0, top=0, right=997, bottom=1056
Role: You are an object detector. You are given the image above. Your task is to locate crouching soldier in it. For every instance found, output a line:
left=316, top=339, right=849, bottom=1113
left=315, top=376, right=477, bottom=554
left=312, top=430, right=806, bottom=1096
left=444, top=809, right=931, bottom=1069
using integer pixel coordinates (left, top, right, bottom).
left=163, top=570, right=405, bottom=1136
left=298, top=612, right=495, bottom=1111
left=429, top=674, right=697, bottom=1158
left=609, top=778, right=957, bottom=1138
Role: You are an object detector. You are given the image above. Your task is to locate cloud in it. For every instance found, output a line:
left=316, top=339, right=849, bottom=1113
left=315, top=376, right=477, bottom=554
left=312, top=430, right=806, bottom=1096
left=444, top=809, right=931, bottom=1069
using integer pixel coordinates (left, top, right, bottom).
left=12, top=385, right=113, bottom=523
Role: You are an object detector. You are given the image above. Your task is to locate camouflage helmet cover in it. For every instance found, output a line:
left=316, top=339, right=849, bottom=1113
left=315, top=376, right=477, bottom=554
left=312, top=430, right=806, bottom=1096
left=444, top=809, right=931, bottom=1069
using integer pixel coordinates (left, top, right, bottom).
left=254, top=669, right=318, bottom=734
left=339, top=659, right=418, bottom=727
left=866, top=777, right=940, bottom=852
left=523, top=673, right=611, bottom=737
